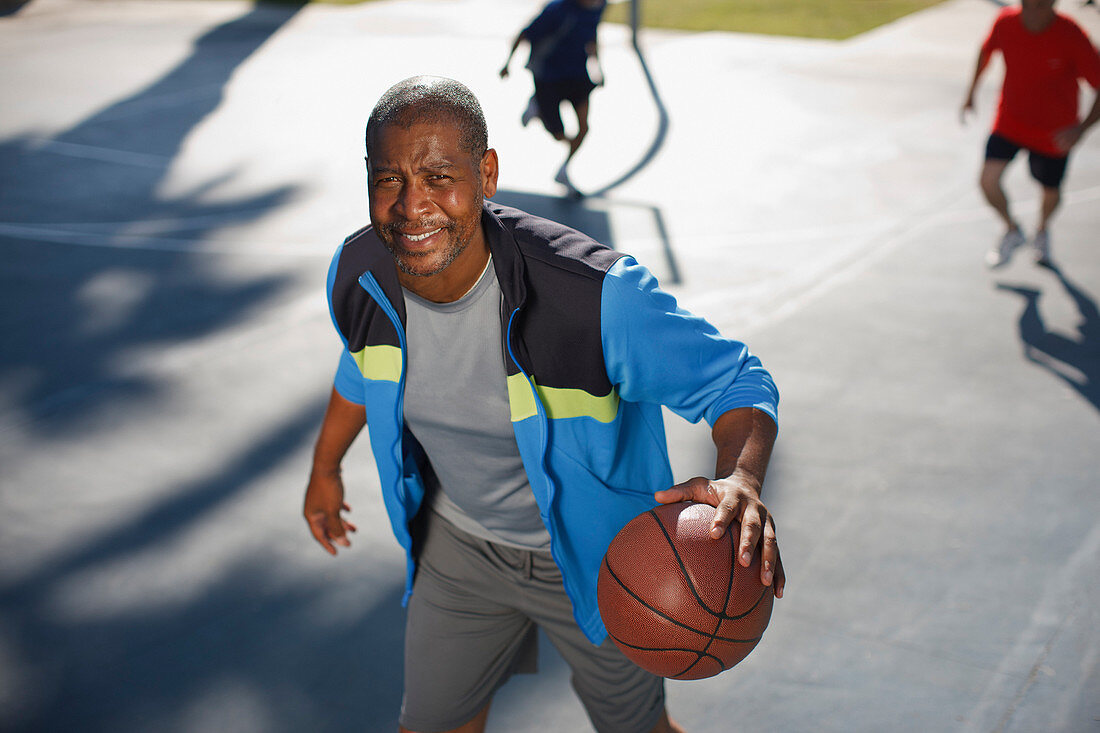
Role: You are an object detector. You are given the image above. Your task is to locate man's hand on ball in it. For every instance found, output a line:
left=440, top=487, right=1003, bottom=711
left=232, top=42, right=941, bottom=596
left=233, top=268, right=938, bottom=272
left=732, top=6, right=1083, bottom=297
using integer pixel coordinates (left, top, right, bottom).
left=655, top=475, right=784, bottom=598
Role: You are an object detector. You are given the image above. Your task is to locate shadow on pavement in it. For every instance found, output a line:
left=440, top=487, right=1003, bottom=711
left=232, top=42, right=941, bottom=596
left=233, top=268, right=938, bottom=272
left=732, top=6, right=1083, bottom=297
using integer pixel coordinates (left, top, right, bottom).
left=0, top=2, right=306, bottom=436
left=0, top=4, right=417, bottom=730
left=492, top=189, right=613, bottom=245
left=492, top=189, right=680, bottom=285
left=2, top=398, right=410, bottom=731
left=996, top=263, right=1099, bottom=414
left=587, top=35, right=670, bottom=200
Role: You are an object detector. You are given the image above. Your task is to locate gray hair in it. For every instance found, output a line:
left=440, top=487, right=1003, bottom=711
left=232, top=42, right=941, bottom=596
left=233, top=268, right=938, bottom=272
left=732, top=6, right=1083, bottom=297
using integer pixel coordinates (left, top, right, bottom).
left=365, top=76, right=489, bottom=161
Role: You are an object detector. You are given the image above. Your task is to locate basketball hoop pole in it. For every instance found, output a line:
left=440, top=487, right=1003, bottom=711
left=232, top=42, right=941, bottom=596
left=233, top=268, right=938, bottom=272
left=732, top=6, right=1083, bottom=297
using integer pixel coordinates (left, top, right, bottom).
left=630, top=0, right=640, bottom=48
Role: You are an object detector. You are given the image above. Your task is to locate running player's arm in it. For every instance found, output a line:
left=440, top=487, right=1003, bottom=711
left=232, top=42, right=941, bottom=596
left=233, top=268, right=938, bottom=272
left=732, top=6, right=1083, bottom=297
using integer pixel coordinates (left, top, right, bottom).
left=1053, top=31, right=1100, bottom=151
left=1054, top=91, right=1100, bottom=152
left=961, top=18, right=1001, bottom=123
left=961, top=45, right=995, bottom=123
left=500, top=31, right=528, bottom=78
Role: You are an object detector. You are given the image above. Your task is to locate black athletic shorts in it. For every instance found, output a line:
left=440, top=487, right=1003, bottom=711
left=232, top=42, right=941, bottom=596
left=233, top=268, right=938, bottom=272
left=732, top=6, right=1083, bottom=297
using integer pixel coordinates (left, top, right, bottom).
left=533, top=77, right=596, bottom=136
left=985, top=132, right=1069, bottom=189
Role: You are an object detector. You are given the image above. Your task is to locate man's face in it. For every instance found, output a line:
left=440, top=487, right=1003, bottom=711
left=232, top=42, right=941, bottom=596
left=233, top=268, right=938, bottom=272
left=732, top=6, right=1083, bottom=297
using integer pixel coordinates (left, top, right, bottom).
left=367, top=121, right=498, bottom=280
left=1020, top=0, right=1055, bottom=12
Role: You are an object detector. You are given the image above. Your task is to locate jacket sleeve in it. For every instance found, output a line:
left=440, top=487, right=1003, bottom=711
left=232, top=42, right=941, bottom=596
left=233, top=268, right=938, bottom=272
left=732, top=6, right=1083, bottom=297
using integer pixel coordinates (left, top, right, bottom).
left=600, top=256, right=778, bottom=428
left=326, top=242, right=367, bottom=406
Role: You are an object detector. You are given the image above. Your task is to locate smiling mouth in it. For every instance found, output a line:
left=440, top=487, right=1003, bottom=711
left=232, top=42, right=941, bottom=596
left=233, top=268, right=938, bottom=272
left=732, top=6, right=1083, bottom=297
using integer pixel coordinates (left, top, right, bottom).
left=403, top=228, right=442, bottom=242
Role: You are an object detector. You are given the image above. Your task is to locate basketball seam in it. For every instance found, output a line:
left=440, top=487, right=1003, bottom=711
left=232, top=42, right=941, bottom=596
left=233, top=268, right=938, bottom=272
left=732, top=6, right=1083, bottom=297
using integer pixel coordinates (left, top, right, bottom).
left=651, top=509, right=773, bottom=621
left=602, top=555, right=766, bottom=644
left=649, top=509, right=723, bottom=616
left=601, top=506, right=773, bottom=679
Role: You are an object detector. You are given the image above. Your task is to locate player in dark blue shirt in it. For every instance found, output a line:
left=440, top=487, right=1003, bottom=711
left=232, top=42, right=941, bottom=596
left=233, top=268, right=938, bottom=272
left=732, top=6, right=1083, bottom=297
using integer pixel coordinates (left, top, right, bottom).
left=500, top=0, right=606, bottom=194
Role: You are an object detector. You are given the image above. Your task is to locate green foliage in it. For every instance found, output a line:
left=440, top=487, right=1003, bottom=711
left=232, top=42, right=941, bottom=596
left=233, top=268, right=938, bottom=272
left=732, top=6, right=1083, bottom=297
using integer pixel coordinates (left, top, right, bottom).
left=602, top=0, right=947, bottom=40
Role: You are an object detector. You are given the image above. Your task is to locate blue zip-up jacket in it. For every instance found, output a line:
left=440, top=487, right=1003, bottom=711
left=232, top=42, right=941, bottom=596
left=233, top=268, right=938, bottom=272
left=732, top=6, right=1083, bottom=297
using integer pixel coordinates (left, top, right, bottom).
left=327, top=202, right=778, bottom=644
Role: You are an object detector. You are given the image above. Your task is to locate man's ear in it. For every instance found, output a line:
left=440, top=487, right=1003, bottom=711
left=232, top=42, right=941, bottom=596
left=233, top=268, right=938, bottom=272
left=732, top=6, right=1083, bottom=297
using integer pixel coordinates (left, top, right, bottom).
left=481, top=148, right=500, bottom=199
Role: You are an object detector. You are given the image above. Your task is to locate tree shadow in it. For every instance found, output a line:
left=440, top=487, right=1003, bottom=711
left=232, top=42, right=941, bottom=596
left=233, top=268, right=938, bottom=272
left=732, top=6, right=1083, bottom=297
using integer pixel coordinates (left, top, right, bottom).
left=0, top=391, right=413, bottom=732
left=0, top=0, right=31, bottom=17
left=0, top=5, right=419, bottom=729
left=0, top=2, right=308, bottom=436
left=995, top=263, right=1099, bottom=413
left=586, top=33, right=670, bottom=199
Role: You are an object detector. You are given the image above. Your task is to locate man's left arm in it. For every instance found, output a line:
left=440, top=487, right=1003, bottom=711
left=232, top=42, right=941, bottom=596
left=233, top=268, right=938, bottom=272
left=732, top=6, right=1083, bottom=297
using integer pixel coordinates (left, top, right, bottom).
left=1054, top=29, right=1100, bottom=152
left=1053, top=89, right=1100, bottom=152
left=655, top=407, right=783, bottom=597
left=600, top=256, right=783, bottom=595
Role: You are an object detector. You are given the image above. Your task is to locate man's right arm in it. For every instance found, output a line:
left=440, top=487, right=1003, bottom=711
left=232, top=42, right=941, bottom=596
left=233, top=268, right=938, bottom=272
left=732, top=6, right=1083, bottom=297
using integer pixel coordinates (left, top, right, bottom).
left=303, top=386, right=366, bottom=555
left=500, top=32, right=528, bottom=79
left=960, top=45, right=993, bottom=123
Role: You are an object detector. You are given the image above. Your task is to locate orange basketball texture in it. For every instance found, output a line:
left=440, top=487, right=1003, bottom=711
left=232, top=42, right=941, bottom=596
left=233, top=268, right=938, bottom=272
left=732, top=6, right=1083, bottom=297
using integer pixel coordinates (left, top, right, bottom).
left=597, top=501, right=774, bottom=680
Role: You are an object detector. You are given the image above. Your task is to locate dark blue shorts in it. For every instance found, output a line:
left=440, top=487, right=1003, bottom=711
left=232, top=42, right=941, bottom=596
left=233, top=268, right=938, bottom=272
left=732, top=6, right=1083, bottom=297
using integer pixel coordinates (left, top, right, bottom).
left=985, top=132, right=1069, bottom=189
left=533, top=77, right=596, bottom=136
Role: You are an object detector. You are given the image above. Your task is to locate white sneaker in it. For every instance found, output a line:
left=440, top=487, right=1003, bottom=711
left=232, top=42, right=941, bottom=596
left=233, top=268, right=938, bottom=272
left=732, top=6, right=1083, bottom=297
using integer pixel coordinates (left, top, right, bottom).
left=554, top=163, right=570, bottom=186
left=1032, top=230, right=1052, bottom=265
left=521, top=97, right=539, bottom=127
left=554, top=163, right=582, bottom=198
left=986, top=227, right=1025, bottom=268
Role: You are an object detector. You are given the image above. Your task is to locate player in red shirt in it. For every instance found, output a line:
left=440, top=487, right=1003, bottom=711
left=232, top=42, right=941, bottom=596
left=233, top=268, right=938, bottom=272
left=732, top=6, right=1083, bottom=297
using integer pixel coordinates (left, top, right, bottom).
left=961, top=0, right=1100, bottom=267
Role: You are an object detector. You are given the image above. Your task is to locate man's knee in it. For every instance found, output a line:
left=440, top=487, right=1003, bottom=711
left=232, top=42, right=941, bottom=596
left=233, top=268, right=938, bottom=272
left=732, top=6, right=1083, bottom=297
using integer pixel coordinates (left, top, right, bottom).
left=979, top=160, right=1008, bottom=191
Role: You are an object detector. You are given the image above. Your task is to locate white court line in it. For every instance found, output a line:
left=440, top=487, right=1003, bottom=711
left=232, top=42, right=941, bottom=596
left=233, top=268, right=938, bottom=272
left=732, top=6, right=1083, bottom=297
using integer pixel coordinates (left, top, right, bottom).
left=731, top=180, right=1100, bottom=337
left=0, top=222, right=323, bottom=258
left=30, top=139, right=171, bottom=169
left=0, top=210, right=294, bottom=233
left=962, top=519, right=1100, bottom=732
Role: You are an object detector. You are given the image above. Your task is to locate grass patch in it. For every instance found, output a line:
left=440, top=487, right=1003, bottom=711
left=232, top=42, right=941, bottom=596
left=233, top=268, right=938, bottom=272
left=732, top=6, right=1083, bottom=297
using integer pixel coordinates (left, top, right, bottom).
left=603, top=0, right=947, bottom=40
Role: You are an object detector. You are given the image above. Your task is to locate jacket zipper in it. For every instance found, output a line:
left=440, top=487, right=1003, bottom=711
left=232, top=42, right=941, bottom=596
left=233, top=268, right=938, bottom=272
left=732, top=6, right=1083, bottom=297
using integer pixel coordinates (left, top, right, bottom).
left=359, top=272, right=409, bottom=504
left=505, top=306, right=572, bottom=584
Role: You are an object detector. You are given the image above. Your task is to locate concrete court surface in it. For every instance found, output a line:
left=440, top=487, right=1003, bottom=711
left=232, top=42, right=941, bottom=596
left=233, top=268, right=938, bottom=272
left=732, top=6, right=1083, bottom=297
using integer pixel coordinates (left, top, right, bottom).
left=1, top=0, right=1099, bottom=730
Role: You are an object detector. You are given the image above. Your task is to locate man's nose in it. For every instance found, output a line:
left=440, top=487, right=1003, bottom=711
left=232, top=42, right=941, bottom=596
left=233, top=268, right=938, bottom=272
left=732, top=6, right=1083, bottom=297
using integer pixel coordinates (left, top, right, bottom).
left=395, top=180, right=431, bottom=220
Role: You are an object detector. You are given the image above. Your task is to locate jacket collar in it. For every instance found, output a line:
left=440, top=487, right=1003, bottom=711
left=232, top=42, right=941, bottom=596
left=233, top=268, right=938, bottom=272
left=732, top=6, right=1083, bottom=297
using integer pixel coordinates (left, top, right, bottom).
left=482, top=202, right=527, bottom=313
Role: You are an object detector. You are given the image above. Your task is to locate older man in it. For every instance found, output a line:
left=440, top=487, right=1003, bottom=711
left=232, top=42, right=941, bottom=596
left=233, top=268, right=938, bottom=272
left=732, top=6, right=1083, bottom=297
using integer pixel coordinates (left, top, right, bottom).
left=304, top=76, right=782, bottom=733
left=961, top=0, right=1100, bottom=267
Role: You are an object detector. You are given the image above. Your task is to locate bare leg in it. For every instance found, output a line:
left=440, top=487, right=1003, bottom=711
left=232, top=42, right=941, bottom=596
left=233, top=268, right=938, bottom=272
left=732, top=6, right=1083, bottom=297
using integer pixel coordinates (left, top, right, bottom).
left=979, top=158, right=1019, bottom=232
left=649, top=708, right=687, bottom=733
left=399, top=702, right=490, bottom=733
left=565, top=98, right=590, bottom=163
left=1037, top=185, right=1061, bottom=233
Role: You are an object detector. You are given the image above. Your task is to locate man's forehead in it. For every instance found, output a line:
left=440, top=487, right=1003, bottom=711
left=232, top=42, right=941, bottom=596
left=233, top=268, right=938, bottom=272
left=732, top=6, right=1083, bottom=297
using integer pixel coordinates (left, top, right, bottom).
left=369, top=121, right=475, bottom=166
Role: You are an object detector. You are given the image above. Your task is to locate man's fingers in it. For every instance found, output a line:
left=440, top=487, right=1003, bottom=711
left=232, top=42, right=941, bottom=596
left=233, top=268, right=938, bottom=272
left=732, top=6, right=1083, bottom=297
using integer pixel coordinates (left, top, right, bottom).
left=325, top=513, right=350, bottom=547
left=654, top=476, right=708, bottom=505
left=306, top=511, right=337, bottom=555
left=758, top=520, right=779, bottom=586
left=737, top=506, right=765, bottom=566
left=709, top=494, right=739, bottom=539
left=773, top=556, right=786, bottom=599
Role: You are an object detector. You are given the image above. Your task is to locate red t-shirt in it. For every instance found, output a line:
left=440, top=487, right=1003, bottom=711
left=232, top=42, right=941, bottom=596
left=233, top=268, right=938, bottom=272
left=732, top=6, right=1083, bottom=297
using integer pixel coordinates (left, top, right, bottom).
left=981, top=7, right=1100, bottom=155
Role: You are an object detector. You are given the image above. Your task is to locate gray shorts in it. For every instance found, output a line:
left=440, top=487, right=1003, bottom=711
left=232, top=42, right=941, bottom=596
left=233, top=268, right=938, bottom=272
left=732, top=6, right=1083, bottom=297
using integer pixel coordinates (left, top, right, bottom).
left=400, top=511, right=666, bottom=733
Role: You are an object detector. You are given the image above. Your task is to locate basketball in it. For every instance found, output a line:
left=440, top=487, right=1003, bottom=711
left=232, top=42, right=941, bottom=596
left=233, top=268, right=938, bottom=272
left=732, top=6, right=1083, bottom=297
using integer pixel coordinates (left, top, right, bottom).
left=597, top=501, right=774, bottom=680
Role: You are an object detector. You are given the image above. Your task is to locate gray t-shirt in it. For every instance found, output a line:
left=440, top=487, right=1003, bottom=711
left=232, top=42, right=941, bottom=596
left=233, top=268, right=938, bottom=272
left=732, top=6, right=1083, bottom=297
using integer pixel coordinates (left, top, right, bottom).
left=402, top=258, right=551, bottom=551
